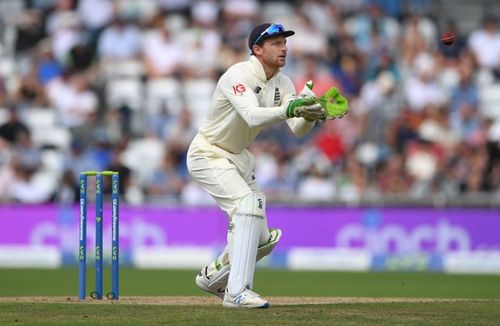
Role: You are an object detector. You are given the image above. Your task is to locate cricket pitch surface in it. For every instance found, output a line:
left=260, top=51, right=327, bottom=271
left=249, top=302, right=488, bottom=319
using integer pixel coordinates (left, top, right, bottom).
left=0, top=296, right=483, bottom=305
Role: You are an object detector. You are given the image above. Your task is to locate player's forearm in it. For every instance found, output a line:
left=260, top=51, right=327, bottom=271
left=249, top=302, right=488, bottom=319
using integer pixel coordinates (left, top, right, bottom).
left=237, top=105, right=287, bottom=128
left=286, top=118, right=315, bottom=137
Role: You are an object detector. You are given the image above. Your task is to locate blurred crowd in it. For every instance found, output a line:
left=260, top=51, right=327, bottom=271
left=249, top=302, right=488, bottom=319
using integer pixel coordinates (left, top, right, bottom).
left=0, top=0, right=499, bottom=206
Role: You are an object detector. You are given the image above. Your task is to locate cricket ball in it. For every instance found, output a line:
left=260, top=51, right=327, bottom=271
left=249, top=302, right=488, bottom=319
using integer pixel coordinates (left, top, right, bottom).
left=440, top=32, right=455, bottom=45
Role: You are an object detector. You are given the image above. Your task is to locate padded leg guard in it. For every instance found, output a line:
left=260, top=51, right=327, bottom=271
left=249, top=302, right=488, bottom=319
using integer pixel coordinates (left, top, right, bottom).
left=227, top=192, right=265, bottom=297
left=256, top=228, right=281, bottom=261
left=201, top=227, right=281, bottom=298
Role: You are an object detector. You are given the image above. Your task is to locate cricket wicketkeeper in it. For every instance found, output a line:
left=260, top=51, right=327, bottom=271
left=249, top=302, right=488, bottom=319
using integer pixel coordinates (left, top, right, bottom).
left=186, top=23, right=348, bottom=308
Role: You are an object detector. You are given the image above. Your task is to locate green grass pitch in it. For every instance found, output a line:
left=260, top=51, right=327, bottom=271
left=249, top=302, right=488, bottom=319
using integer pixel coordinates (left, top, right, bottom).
left=1, top=268, right=499, bottom=325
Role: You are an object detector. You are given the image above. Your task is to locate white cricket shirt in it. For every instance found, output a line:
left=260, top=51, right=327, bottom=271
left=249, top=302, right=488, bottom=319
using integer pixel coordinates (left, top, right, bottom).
left=198, top=55, right=315, bottom=154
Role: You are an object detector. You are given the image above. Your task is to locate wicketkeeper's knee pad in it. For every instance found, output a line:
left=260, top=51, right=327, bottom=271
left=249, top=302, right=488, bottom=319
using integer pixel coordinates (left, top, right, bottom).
left=228, top=191, right=270, bottom=246
left=235, top=191, right=265, bottom=218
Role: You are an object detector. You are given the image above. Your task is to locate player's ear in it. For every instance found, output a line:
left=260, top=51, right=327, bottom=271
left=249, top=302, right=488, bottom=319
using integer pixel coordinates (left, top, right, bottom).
left=252, top=43, right=263, bottom=56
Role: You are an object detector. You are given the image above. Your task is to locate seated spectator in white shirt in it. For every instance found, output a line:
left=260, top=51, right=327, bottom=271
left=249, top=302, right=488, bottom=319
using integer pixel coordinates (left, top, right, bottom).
left=404, top=52, right=447, bottom=111
left=46, top=72, right=98, bottom=128
left=468, top=15, right=500, bottom=72
left=77, top=0, right=114, bottom=34
left=297, top=163, right=336, bottom=202
left=97, top=17, right=142, bottom=61
left=142, top=18, right=182, bottom=78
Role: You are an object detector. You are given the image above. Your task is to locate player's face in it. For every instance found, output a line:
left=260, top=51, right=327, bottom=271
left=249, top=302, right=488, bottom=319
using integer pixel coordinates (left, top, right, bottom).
left=259, top=35, right=288, bottom=68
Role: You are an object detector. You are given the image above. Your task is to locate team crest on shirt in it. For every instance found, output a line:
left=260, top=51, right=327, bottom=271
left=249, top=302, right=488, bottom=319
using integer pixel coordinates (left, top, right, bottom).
left=274, top=87, right=281, bottom=105
left=232, top=83, right=246, bottom=95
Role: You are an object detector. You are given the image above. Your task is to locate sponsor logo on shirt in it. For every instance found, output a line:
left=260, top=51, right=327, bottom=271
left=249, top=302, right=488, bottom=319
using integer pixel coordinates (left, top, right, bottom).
left=253, top=86, right=262, bottom=94
left=232, top=83, right=246, bottom=95
left=274, top=87, right=281, bottom=105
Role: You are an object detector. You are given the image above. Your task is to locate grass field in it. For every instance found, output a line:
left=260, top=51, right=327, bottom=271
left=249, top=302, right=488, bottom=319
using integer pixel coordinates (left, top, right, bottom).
left=1, top=268, right=499, bottom=325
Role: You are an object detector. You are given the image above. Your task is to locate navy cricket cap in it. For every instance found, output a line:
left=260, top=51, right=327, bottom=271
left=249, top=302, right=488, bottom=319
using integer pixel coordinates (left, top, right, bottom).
left=248, top=23, right=295, bottom=50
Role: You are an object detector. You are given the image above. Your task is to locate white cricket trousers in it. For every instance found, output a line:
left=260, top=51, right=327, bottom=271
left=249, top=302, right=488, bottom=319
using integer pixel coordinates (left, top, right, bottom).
left=187, top=133, right=258, bottom=216
left=186, top=133, right=270, bottom=273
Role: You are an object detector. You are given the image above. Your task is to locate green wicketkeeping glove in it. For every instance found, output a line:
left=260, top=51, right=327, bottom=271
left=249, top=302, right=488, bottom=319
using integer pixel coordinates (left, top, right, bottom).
left=285, top=95, right=325, bottom=121
left=318, top=87, right=349, bottom=119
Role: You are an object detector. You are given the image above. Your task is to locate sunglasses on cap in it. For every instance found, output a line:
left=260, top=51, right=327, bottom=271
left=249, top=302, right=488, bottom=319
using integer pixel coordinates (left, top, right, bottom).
left=253, top=24, right=285, bottom=46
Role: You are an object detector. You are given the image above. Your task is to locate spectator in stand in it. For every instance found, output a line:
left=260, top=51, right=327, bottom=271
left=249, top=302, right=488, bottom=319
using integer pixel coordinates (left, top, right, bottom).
left=402, top=12, right=437, bottom=51
left=337, top=150, right=377, bottom=202
left=179, top=6, right=221, bottom=78
left=179, top=27, right=220, bottom=79
left=315, top=119, right=346, bottom=163
left=261, top=156, right=296, bottom=201
left=221, top=0, right=259, bottom=22
left=300, top=0, right=339, bottom=37
left=13, top=129, right=42, bottom=173
left=146, top=102, right=177, bottom=140
left=252, top=141, right=280, bottom=190
left=0, top=138, right=16, bottom=201
left=363, top=29, right=399, bottom=82
left=376, top=153, right=412, bottom=194
left=486, top=134, right=500, bottom=193
left=13, top=9, right=45, bottom=55
left=142, top=14, right=182, bottom=79
left=0, top=106, right=30, bottom=145
left=405, top=128, right=448, bottom=198
left=163, top=109, right=197, bottom=149
left=157, top=0, right=191, bottom=15
left=459, top=145, right=489, bottom=192
left=418, top=105, right=459, bottom=152
left=297, top=160, right=335, bottom=202
left=358, top=71, right=402, bottom=153
left=35, top=40, right=64, bottom=85
left=97, top=16, right=142, bottom=61
left=45, top=0, right=83, bottom=65
left=435, top=155, right=463, bottom=197
left=145, top=147, right=186, bottom=204
left=49, top=14, right=83, bottom=65
left=291, top=10, right=329, bottom=58
left=105, top=143, right=137, bottom=203
left=76, top=0, right=115, bottom=41
left=191, top=0, right=220, bottom=28
left=328, top=30, right=364, bottom=97
left=386, top=108, right=420, bottom=154
left=404, top=52, right=447, bottom=111
left=468, top=15, right=500, bottom=78
left=0, top=79, right=8, bottom=107
left=46, top=72, right=98, bottom=131
left=67, top=40, right=95, bottom=73
left=14, top=65, right=49, bottom=110
left=343, top=3, right=399, bottom=55
left=332, top=54, right=364, bottom=98
left=54, top=169, right=79, bottom=204
left=63, top=139, right=100, bottom=182
left=45, top=0, right=78, bottom=36
left=400, top=13, right=431, bottom=69
left=448, top=62, right=482, bottom=144
left=294, top=53, right=340, bottom=98
left=8, top=137, right=54, bottom=204
left=0, top=155, right=22, bottom=202
left=485, top=122, right=500, bottom=191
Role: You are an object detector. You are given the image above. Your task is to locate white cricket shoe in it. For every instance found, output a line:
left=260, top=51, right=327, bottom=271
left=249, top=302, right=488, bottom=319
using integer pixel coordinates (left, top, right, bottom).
left=223, top=288, right=269, bottom=308
left=195, top=266, right=226, bottom=299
